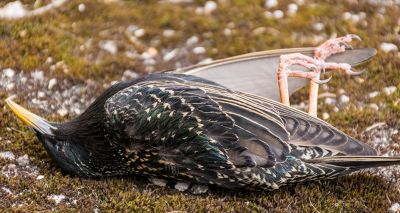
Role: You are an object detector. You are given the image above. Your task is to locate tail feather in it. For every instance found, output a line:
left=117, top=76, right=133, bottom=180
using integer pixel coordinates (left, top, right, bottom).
left=305, top=156, right=400, bottom=169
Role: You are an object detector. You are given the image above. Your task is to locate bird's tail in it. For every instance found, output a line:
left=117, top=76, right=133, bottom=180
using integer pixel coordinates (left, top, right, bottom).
left=305, top=156, right=400, bottom=169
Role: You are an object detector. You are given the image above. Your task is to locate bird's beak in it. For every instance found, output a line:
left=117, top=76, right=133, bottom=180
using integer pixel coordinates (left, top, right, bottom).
left=6, top=96, right=55, bottom=135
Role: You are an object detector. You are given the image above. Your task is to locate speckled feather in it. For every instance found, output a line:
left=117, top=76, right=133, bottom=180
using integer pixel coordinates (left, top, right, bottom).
left=80, top=73, right=379, bottom=190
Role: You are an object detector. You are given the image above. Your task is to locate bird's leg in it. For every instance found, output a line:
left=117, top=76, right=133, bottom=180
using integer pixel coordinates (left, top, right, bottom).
left=278, top=53, right=322, bottom=106
left=278, top=34, right=362, bottom=117
left=308, top=34, right=361, bottom=117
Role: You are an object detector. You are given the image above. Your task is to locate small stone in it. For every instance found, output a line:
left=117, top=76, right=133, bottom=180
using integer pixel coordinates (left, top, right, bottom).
left=368, top=91, right=379, bottom=98
left=17, top=154, right=29, bottom=166
left=31, top=70, right=44, bottom=82
left=122, top=70, right=139, bottom=80
left=313, top=22, right=324, bottom=31
left=147, top=47, right=158, bottom=57
left=190, top=185, right=209, bottom=194
left=0, top=151, right=15, bottom=161
left=99, top=40, right=118, bottom=55
left=0, top=1, right=27, bottom=19
left=57, top=108, right=68, bottom=116
left=322, top=112, right=330, bottom=120
left=48, top=194, right=66, bottom=205
left=193, top=46, right=206, bottom=54
left=389, top=203, right=400, bottom=212
left=186, top=36, right=199, bottom=45
left=6, top=83, right=14, bottom=90
left=149, top=178, right=167, bottom=187
left=37, top=91, right=45, bottom=98
left=265, top=0, right=278, bottom=8
left=45, top=57, right=53, bottom=64
left=324, top=97, right=336, bottom=105
left=48, top=78, right=57, bottom=90
left=78, top=3, right=86, bottom=12
left=383, top=86, right=397, bottom=95
left=174, top=182, right=190, bottom=191
left=2, top=187, right=12, bottom=195
left=287, top=3, right=298, bottom=15
left=368, top=103, right=379, bottom=111
left=223, top=28, right=232, bottom=36
left=36, top=175, right=44, bottom=180
left=163, top=29, right=175, bottom=38
left=3, top=68, right=15, bottom=78
left=204, top=1, right=217, bottom=14
left=338, top=95, right=350, bottom=104
left=163, top=49, right=178, bottom=61
left=273, top=10, right=284, bottom=19
left=134, top=28, right=145, bottom=37
left=380, top=42, right=398, bottom=53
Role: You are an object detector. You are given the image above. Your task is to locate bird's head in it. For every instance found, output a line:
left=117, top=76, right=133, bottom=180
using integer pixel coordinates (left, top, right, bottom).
left=5, top=97, right=98, bottom=177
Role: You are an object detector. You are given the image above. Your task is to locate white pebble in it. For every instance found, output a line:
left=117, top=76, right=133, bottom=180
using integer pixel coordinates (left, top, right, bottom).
left=223, top=28, right=232, bottom=36
left=0, top=151, right=15, bottom=161
left=57, top=108, right=68, bottom=116
left=48, top=194, right=66, bottom=205
left=134, top=28, right=145, bottom=37
left=368, top=91, right=379, bottom=98
left=78, top=3, right=85, bottom=12
left=36, top=175, right=44, bottom=180
left=380, top=42, right=398, bottom=53
left=17, top=154, right=29, bottom=166
left=174, top=182, right=190, bottom=191
left=368, top=103, right=379, bottom=111
left=193, top=46, right=206, bottom=54
left=3, top=68, right=15, bottom=78
left=122, top=70, right=139, bottom=79
left=389, top=203, right=400, bottom=212
left=273, top=10, right=284, bottom=19
left=287, top=3, right=298, bottom=15
left=204, top=1, right=217, bottom=14
left=186, top=36, right=199, bottom=45
left=313, top=22, right=324, bottom=31
left=163, top=29, right=175, bottom=38
left=191, top=185, right=209, bottom=194
left=163, top=49, right=178, bottom=61
left=149, top=178, right=167, bottom=187
left=324, top=97, right=336, bottom=105
left=322, top=112, right=330, bottom=120
left=338, top=95, right=350, bottom=104
left=37, top=91, right=45, bottom=98
left=0, top=1, right=27, bottom=19
left=31, top=70, right=44, bottom=82
left=265, top=0, right=278, bottom=8
left=383, top=86, right=397, bottom=95
left=48, top=78, right=57, bottom=90
left=99, top=40, right=118, bottom=55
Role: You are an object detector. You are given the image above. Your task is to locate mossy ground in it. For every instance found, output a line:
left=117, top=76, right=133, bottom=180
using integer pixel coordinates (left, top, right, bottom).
left=0, top=0, right=399, bottom=212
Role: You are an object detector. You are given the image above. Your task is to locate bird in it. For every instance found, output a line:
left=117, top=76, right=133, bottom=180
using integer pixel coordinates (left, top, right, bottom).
left=6, top=35, right=399, bottom=193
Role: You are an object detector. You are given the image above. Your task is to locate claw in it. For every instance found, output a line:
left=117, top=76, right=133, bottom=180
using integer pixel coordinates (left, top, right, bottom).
left=346, top=68, right=366, bottom=76
left=340, top=41, right=353, bottom=50
left=348, top=34, right=361, bottom=41
left=312, top=75, right=332, bottom=84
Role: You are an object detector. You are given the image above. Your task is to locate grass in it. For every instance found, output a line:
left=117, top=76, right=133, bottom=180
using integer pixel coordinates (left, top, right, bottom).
left=0, top=0, right=399, bottom=212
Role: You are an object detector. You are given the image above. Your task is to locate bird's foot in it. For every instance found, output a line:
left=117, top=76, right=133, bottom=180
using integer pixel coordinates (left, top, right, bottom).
left=277, top=34, right=362, bottom=117
left=314, top=34, right=361, bottom=60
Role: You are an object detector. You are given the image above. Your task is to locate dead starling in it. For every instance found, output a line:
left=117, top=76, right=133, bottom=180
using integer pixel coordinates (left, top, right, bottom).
left=6, top=35, right=399, bottom=192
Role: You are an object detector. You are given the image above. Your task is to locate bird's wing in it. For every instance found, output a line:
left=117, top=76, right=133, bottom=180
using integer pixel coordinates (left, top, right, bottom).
left=172, top=48, right=376, bottom=100
left=229, top=91, right=377, bottom=156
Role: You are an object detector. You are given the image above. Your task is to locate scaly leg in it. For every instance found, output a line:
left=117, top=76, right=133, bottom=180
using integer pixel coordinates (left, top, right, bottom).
left=278, top=34, right=363, bottom=117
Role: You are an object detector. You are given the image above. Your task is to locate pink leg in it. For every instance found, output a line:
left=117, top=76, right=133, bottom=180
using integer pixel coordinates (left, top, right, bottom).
left=277, top=34, right=362, bottom=117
